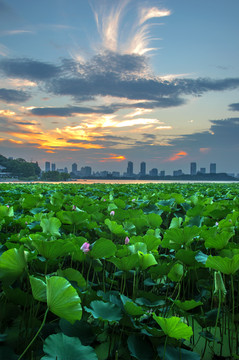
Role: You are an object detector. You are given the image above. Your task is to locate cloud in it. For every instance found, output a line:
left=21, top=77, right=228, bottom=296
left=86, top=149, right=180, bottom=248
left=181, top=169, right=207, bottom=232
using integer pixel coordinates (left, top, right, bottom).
left=0, top=43, right=9, bottom=56
left=0, top=88, right=30, bottom=103
left=229, top=102, right=239, bottom=111
left=0, top=58, right=60, bottom=81
left=30, top=105, right=116, bottom=117
left=165, top=151, right=188, bottom=162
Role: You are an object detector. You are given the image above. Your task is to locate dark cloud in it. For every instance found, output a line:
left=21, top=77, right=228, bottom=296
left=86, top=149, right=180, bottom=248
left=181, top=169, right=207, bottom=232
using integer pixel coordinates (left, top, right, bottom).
left=229, top=103, right=239, bottom=111
left=142, top=133, right=157, bottom=140
left=30, top=105, right=116, bottom=116
left=0, top=58, right=60, bottom=81
left=0, top=88, right=30, bottom=103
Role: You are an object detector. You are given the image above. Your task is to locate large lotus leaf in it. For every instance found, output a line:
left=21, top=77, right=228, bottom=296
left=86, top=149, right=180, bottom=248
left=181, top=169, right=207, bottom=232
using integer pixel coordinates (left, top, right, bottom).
left=157, top=345, right=200, bottom=360
left=123, top=221, right=137, bottom=235
left=90, top=238, right=117, bottom=259
left=127, top=334, right=154, bottom=360
left=148, top=262, right=172, bottom=278
left=109, top=253, right=139, bottom=271
left=3, top=286, right=34, bottom=306
left=41, top=333, right=97, bottom=360
left=0, top=205, right=14, bottom=218
left=40, top=217, right=61, bottom=236
left=146, top=213, right=163, bottom=228
left=84, top=300, right=122, bottom=323
left=138, top=252, right=157, bottom=270
left=174, top=299, right=203, bottom=311
left=130, top=216, right=148, bottom=232
left=142, top=235, right=162, bottom=251
left=129, top=242, right=147, bottom=255
left=203, top=231, right=233, bottom=250
left=59, top=319, right=95, bottom=345
left=21, top=194, right=43, bottom=210
left=153, top=315, right=193, bottom=340
left=56, top=210, right=88, bottom=225
left=168, top=263, right=184, bottom=282
left=104, top=219, right=127, bottom=236
left=175, top=249, right=198, bottom=266
left=32, top=238, right=75, bottom=259
left=46, top=276, right=82, bottom=324
left=0, top=247, right=27, bottom=284
left=205, top=254, right=239, bottom=274
left=124, top=301, right=145, bottom=316
left=161, top=226, right=200, bottom=250
left=169, top=217, right=183, bottom=229
left=30, top=276, right=47, bottom=302
left=57, top=268, right=86, bottom=289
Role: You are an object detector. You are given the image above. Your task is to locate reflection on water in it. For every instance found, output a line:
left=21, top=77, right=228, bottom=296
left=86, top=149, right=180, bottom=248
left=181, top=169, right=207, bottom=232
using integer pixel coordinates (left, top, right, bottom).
left=1, top=179, right=238, bottom=185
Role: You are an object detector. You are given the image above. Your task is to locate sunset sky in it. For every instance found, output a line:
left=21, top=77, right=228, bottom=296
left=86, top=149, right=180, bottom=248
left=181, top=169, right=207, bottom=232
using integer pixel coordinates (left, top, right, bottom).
left=0, top=0, right=239, bottom=175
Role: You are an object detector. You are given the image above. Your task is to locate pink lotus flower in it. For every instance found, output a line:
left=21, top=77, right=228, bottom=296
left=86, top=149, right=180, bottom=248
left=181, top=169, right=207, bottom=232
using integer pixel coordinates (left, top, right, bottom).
left=215, top=222, right=219, bottom=226
left=125, top=236, right=130, bottom=244
left=81, top=242, right=90, bottom=253
left=132, top=199, right=136, bottom=202
left=72, top=205, right=76, bottom=210
left=6, top=205, right=9, bottom=208
left=103, top=199, right=106, bottom=201
left=110, top=210, right=115, bottom=216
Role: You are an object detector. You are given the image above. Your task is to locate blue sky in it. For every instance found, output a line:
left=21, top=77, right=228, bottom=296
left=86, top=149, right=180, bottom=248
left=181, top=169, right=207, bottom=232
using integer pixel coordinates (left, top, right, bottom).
left=0, top=0, right=239, bottom=174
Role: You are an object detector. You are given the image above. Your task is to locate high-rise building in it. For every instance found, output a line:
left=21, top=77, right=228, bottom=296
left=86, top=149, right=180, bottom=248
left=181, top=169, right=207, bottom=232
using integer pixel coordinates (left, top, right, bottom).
left=81, top=166, right=92, bottom=177
left=72, top=163, right=77, bottom=174
left=149, top=168, right=158, bottom=176
left=190, top=162, right=197, bottom=175
left=199, top=167, right=206, bottom=174
left=51, top=163, right=56, bottom=171
left=127, top=161, right=133, bottom=176
left=45, top=161, right=50, bottom=172
left=210, top=163, right=216, bottom=174
left=140, top=162, right=146, bottom=176
left=159, top=170, right=165, bottom=177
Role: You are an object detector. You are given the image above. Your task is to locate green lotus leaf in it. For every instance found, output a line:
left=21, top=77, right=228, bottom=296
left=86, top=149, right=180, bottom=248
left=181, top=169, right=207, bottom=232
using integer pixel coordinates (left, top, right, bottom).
left=124, top=301, right=145, bottom=316
left=153, top=315, right=193, bottom=340
left=138, top=252, right=157, bottom=270
left=104, top=219, right=127, bottom=236
left=127, top=334, right=154, bottom=360
left=0, top=205, right=14, bottom=218
left=56, top=210, right=88, bottom=226
left=40, top=217, right=61, bottom=236
left=109, top=254, right=139, bottom=271
left=30, top=275, right=47, bottom=302
left=142, top=235, right=162, bottom=251
left=41, top=333, right=97, bottom=360
left=0, top=247, right=27, bottom=284
left=146, top=213, right=163, bottom=228
left=57, top=268, right=86, bottom=289
left=205, top=254, right=239, bottom=275
left=46, top=276, right=82, bottom=324
left=90, top=238, right=117, bottom=259
left=157, top=345, right=200, bottom=360
left=174, top=299, right=203, bottom=311
left=203, top=231, right=233, bottom=250
left=32, top=238, right=75, bottom=259
left=161, top=226, right=200, bottom=251
left=128, top=242, right=147, bottom=254
left=175, top=249, right=198, bottom=266
left=168, top=263, right=184, bottom=282
left=84, top=300, right=122, bottom=323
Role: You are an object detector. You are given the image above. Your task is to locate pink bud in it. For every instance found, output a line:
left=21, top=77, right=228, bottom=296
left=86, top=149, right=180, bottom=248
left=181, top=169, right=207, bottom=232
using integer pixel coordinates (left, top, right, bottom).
left=215, top=222, right=219, bottom=226
left=132, top=199, right=136, bottom=202
left=110, top=210, right=115, bottom=216
left=72, top=205, right=76, bottom=210
left=103, top=199, right=106, bottom=201
left=125, top=236, right=130, bottom=244
left=6, top=205, right=9, bottom=208
left=80, top=242, right=90, bottom=253
left=25, top=221, right=28, bottom=225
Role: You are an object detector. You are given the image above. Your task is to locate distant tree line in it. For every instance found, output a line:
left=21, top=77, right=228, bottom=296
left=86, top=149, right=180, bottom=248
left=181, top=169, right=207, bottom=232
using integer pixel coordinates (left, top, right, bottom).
left=41, top=171, right=70, bottom=181
left=0, top=154, right=41, bottom=179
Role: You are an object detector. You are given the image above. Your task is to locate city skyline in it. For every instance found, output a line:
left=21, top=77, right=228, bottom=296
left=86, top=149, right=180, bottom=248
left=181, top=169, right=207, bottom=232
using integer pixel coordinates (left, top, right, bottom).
left=0, top=1, right=239, bottom=173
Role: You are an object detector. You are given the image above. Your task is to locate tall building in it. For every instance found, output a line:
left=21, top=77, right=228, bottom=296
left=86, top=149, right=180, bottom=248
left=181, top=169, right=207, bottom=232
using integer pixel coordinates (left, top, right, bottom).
left=45, top=161, right=50, bottom=172
left=127, top=161, right=133, bottom=176
left=149, top=168, right=158, bottom=176
left=199, top=167, right=206, bottom=174
left=51, top=163, right=56, bottom=171
left=210, top=163, right=216, bottom=174
left=190, top=162, right=197, bottom=175
left=140, top=162, right=146, bottom=176
left=72, top=163, right=77, bottom=174
left=81, top=166, right=92, bottom=177
left=159, top=170, right=165, bottom=177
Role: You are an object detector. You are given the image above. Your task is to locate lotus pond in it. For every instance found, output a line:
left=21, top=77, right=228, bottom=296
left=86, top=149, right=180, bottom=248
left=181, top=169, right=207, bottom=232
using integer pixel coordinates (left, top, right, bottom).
left=0, top=182, right=239, bottom=360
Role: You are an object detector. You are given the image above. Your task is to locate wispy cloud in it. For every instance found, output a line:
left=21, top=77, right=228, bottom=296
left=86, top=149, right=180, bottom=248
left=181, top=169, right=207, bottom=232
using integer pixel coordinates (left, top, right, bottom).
left=166, top=151, right=188, bottom=162
left=0, top=43, right=9, bottom=56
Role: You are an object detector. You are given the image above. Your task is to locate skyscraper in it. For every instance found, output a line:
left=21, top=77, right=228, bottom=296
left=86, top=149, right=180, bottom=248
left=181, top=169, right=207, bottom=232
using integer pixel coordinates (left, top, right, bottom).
left=190, top=162, right=197, bottom=175
left=210, top=163, right=216, bottom=174
left=45, top=161, right=50, bottom=172
left=127, top=161, right=133, bottom=176
left=72, top=163, right=77, bottom=174
left=140, top=162, right=146, bottom=176
left=51, top=163, right=56, bottom=171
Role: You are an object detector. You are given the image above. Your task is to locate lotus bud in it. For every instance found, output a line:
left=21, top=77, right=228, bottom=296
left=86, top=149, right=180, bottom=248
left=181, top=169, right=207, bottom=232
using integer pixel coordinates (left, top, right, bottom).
left=214, top=271, right=227, bottom=297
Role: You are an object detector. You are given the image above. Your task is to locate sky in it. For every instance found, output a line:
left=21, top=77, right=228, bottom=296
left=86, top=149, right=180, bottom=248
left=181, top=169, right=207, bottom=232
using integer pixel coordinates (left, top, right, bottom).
left=0, top=0, right=239, bottom=175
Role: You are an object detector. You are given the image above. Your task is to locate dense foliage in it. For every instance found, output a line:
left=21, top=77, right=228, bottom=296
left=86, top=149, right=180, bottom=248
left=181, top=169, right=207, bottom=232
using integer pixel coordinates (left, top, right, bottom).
left=0, top=182, right=239, bottom=359
left=0, top=155, right=41, bottom=178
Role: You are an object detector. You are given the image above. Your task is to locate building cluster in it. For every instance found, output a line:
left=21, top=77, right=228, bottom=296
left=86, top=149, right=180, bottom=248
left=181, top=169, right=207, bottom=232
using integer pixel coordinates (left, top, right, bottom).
left=43, top=160, right=236, bottom=179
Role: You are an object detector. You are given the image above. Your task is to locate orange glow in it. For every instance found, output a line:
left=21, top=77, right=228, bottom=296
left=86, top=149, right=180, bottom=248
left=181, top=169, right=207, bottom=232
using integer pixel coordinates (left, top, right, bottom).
left=200, top=147, right=210, bottom=153
left=166, top=151, right=188, bottom=162
left=99, top=154, right=126, bottom=162
left=45, top=150, right=56, bottom=153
